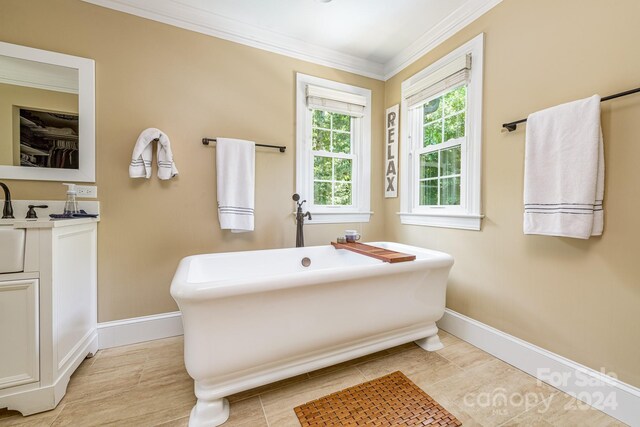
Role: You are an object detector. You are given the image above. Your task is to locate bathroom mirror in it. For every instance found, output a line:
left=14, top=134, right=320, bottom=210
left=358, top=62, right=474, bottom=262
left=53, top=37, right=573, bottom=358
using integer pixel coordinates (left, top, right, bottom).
left=0, top=41, right=95, bottom=182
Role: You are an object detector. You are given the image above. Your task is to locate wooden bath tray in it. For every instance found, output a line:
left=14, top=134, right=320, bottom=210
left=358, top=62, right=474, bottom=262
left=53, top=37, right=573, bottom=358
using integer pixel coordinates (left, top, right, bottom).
left=331, top=242, right=416, bottom=263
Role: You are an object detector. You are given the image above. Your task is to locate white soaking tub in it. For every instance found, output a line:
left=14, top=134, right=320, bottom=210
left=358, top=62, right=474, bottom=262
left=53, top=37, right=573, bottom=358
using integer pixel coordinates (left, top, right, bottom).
left=171, top=242, right=454, bottom=427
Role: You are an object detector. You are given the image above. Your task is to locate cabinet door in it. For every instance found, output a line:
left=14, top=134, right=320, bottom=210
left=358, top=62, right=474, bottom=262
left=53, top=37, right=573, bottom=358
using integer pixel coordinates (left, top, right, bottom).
left=53, top=224, right=97, bottom=372
left=0, top=279, right=39, bottom=390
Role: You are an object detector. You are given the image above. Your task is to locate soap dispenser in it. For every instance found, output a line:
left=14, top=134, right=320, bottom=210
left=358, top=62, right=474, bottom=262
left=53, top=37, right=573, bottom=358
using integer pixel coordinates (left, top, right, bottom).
left=63, top=183, right=79, bottom=215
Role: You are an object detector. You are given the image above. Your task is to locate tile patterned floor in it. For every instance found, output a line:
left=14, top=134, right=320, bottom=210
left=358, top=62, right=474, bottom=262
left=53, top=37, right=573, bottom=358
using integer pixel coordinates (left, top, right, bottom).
left=0, top=331, right=625, bottom=426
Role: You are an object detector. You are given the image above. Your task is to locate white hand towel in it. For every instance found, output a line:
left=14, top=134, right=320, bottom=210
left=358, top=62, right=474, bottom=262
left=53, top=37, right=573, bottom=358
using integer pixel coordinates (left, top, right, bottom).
left=129, top=128, right=155, bottom=179
left=524, top=95, right=604, bottom=239
left=129, top=128, right=179, bottom=180
left=156, top=132, right=179, bottom=180
left=216, top=138, right=255, bottom=233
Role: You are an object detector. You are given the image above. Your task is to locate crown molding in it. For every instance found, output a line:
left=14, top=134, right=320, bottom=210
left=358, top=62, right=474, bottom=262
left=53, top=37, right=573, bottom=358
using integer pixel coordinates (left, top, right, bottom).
left=383, top=0, right=502, bottom=80
left=81, top=0, right=386, bottom=80
left=82, top=0, right=502, bottom=81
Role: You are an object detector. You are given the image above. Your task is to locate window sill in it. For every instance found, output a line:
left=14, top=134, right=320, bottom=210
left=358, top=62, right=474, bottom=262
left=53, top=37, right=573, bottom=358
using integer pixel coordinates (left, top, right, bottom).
left=293, top=211, right=372, bottom=224
left=398, top=212, right=483, bottom=230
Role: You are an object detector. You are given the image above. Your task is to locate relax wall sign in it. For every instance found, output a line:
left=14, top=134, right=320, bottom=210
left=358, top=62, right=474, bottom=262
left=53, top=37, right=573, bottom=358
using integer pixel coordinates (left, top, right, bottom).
left=385, top=104, right=399, bottom=198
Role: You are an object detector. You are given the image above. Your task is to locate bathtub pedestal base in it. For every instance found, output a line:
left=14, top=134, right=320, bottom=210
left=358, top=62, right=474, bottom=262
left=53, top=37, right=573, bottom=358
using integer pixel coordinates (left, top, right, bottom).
left=189, top=395, right=229, bottom=427
left=415, top=333, right=443, bottom=351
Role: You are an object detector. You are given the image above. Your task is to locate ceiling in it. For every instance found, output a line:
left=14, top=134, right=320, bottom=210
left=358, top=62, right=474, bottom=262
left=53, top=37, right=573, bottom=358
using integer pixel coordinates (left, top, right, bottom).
left=83, top=0, right=501, bottom=80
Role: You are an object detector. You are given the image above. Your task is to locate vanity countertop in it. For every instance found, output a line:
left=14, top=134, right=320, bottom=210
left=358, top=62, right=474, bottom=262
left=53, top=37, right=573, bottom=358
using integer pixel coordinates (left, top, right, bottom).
left=0, top=200, right=100, bottom=228
left=0, top=217, right=99, bottom=229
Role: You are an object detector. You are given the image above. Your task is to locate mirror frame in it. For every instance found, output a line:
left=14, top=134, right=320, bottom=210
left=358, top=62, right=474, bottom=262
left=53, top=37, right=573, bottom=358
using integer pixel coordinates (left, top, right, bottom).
left=0, top=41, right=95, bottom=182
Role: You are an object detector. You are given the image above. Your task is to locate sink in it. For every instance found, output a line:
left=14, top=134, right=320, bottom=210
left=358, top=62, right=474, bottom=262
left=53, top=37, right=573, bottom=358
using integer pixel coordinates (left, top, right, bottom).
left=0, top=224, right=25, bottom=273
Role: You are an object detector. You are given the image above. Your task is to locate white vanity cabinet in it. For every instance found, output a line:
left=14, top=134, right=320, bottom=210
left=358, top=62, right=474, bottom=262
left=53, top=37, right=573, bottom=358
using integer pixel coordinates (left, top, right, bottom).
left=0, top=218, right=98, bottom=415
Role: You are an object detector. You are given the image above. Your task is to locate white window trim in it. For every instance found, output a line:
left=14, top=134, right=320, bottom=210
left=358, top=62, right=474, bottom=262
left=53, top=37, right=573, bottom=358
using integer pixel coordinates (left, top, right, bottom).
left=399, top=33, right=484, bottom=230
left=296, top=73, right=372, bottom=224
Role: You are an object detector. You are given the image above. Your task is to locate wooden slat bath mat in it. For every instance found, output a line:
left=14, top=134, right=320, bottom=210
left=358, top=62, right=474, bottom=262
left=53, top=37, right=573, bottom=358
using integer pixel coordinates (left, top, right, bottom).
left=331, top=242, right=416, bottom=263
left=294, top=371, right=461, bottom=427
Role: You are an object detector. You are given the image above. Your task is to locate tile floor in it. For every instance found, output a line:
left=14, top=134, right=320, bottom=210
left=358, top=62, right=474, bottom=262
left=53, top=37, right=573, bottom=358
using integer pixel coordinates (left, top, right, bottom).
left=0, top=331, right=625, bottom=426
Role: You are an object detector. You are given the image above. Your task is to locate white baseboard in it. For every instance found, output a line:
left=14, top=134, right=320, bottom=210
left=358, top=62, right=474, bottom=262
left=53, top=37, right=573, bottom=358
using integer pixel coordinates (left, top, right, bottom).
left=97, top=311, right=183, bottom=349
left=438, top=309, right=640, bottom=426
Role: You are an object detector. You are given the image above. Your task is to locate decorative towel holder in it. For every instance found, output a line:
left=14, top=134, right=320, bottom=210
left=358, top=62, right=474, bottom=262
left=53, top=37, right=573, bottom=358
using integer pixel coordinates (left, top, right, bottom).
left=202, top=138, right=286, bottom=153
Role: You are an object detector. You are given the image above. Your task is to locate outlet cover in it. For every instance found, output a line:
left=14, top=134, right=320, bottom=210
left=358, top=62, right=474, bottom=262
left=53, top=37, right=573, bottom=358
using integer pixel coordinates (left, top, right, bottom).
left=76, top=185, right=98, bottom=198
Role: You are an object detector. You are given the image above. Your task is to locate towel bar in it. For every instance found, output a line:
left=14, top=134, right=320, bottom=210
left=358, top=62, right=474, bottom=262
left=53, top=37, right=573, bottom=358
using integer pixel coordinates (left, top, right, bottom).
left=502, top=86, right=640, bottom=132
left=202, top=138, right=286, bottom=153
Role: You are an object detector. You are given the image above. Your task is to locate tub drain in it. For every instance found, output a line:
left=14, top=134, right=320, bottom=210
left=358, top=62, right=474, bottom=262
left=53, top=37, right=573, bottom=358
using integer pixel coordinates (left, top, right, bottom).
left=301, top=257, right=311, bottom=267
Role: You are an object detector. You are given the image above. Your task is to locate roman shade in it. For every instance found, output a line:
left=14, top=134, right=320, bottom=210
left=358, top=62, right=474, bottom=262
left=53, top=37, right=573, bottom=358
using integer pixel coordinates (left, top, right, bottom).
left=405, top=54, right=471, bottom=108
left=306, top=84, right=367, bottom=117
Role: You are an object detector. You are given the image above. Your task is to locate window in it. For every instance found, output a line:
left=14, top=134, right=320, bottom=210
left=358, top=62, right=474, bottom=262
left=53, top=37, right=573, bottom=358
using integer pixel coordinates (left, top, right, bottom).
left=418, top=85, right=466, bottom=206
left=311, top=110, right=354, bottom=206
left=296, top=73, right=371, bottom=223
left=399, top=34, right=484, bottom=230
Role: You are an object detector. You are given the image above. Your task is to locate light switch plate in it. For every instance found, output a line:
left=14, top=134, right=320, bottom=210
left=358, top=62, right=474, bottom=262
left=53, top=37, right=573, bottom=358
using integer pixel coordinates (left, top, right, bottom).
left=76, top=185, right=98, bottom=198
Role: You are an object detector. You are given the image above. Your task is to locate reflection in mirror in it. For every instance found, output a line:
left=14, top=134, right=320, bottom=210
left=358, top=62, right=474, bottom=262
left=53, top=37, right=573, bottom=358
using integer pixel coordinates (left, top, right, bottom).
left=0, top=55, right=79, bottom=169
left=19, top=109, right=79, bottom=169
left=0, top=42, right=94, bottom=182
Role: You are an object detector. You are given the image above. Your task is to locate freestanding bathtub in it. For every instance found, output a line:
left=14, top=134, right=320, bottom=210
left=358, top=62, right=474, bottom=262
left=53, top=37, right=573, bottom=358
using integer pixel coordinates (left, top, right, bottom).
left=171, top=242, right=454, bottom=427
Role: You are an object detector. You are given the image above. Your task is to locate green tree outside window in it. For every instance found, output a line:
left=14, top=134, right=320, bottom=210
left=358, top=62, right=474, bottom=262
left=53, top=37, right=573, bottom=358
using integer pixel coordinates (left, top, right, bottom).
left=419, top=85, right=466, bottom=206
left=312, top=110, right=353, bottom=206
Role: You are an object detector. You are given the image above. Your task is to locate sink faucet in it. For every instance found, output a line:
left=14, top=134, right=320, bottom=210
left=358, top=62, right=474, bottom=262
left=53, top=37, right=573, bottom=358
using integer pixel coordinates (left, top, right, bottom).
left=0, top=182, right=14, bottom=219
left=293, top=193, right=311, bottom=247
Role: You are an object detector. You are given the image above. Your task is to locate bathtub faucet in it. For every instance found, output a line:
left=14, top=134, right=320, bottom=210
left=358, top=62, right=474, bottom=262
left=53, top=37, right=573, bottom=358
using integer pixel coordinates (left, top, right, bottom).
left=293, top=193, right=311, bottom=247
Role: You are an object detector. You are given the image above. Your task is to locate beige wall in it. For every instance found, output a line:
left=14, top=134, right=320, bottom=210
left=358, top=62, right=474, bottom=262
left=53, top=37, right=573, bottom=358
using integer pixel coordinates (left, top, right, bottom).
left=0, top=0, right=385, bottom=321
left=1, top=0, right=638, bottom=389
left=384, top=0, right=640, bottom=387
left=0, top=83, right=78, bottom=165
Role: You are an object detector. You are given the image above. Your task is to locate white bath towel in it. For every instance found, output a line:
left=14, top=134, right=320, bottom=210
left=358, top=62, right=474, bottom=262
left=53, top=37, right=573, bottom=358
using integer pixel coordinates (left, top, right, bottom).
left=216, top=138, right=255, bottom=233
left=129, top=128, right=179, bottom=180
left=524, top=95, right=604, bottom=239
